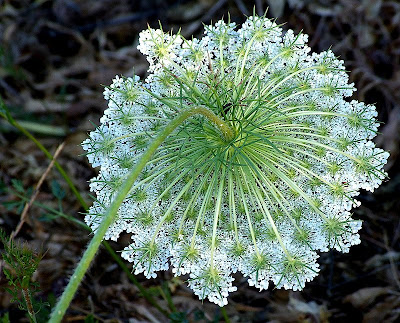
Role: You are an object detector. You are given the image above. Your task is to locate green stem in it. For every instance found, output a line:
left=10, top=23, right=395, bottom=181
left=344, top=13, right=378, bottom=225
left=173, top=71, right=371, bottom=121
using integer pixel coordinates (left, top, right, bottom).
left=221, top=307, right=230, bottom=323
left=160, top=281, right=177, bottom=313
left=49, top=106, right=234, bottom=322
left=0, top=105, right=88, bottom=210
left=102, top=242, right=169, bottom=316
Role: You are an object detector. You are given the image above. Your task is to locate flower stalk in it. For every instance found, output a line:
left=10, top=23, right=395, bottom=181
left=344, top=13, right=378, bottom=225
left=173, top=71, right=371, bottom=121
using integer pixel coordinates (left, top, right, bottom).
left=49, top=107, right=234, bottom=322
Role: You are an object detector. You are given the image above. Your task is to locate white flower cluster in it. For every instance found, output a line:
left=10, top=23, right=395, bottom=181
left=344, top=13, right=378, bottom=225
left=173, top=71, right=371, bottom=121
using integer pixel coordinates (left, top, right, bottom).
left=82, top=15, right=389, bottom=306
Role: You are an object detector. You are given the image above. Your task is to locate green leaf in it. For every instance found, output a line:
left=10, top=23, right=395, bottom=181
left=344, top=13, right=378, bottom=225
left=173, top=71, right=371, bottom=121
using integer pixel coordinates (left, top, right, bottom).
left=170, top=312, right=189, bottom=323
left=193, top=310, right=205, bottom=321
left=2, top=200, right=23, bottom=211
left=0, top=312, right=10, bottom=323
left=0, top=180, right=6, bottom=194
left=3, top=268, right=13, bottom=282
left=38, top=212, right=59, bottom=222
left=84, top=314, right=99, bottom=323
left=4, top=287, right=18, bottom=301
left=51, top=180, right=65, bottom=200
left=11, top=179, right=24, bottom=194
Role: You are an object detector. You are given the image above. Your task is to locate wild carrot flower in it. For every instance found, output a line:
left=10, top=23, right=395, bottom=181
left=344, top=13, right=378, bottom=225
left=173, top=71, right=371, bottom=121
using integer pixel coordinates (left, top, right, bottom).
left=82, top=15, right=389, bottom=306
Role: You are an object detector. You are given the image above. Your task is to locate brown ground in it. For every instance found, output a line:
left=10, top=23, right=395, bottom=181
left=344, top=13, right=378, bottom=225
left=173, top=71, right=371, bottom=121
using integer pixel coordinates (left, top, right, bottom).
left=0, top=0, right=399, bottom=322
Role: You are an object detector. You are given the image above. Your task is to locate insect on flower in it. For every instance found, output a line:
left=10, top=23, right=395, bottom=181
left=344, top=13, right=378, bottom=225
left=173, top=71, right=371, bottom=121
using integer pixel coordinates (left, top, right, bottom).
left=82, top=13, right=389, bottom=306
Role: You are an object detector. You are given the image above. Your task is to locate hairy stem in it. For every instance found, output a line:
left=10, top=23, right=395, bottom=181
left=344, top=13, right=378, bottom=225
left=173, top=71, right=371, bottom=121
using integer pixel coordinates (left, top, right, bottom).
left=49, top=106, right=234, bottom=322
left=22, top=287, right=37, bottom=323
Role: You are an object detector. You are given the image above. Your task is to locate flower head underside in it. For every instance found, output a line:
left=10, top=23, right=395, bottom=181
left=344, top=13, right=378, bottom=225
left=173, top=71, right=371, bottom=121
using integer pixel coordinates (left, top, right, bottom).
left=82, top=15, right=389, bottom=306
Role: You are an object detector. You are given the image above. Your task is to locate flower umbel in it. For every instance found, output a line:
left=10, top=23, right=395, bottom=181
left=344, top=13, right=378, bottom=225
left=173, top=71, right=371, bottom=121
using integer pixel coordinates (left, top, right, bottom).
left=82, top=15, right=389, bottom=306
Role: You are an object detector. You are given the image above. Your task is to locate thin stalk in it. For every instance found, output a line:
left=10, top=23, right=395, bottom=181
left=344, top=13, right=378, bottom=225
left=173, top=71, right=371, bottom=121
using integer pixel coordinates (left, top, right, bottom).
left=178, top=165, right=214, bottom=235
left=0, top=104, right=88, bottom=210
left=235, top=153, right=290, bottom=257
left=150, top=179, right=194, bottom=243
left=102, top=242, right=169, bottom=316
left=49, top=106, right=234, bottom=322
left=228, top=171, right=240, bottom=248
left=190, top=167, right=216, bottom=248
left=160, top=281, right=177, bottom=313
left=221, top=306, right=231, bottom=323
left=235, top=168, right=261, bottom=257
left=210, top=165, right=225, bottom=266
left=22, top=288, right=37, bottom=323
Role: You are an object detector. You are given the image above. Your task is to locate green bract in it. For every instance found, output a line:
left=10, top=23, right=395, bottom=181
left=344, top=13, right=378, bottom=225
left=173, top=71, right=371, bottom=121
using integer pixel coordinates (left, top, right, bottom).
left=82, top=15, right=389, bottom=306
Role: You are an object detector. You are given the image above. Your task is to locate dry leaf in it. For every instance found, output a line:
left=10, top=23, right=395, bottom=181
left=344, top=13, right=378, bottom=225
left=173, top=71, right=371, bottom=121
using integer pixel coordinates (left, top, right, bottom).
left=363, top=295, right=400, bottom=323
left=344, top=287, right=390, bottom=309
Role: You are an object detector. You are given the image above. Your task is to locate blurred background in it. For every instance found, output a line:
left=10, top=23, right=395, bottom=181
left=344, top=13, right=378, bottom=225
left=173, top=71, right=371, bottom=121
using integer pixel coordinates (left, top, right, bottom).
left=0, top=0, right=399, bottom=321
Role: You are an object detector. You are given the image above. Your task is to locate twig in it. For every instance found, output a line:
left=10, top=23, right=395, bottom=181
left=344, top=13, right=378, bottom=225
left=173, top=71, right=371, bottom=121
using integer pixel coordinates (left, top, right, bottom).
left=0, top=100, right=89, bottom=209
left=0, top=142, right=63, bottom=310
left=10, top=142, right=66, bottom=240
